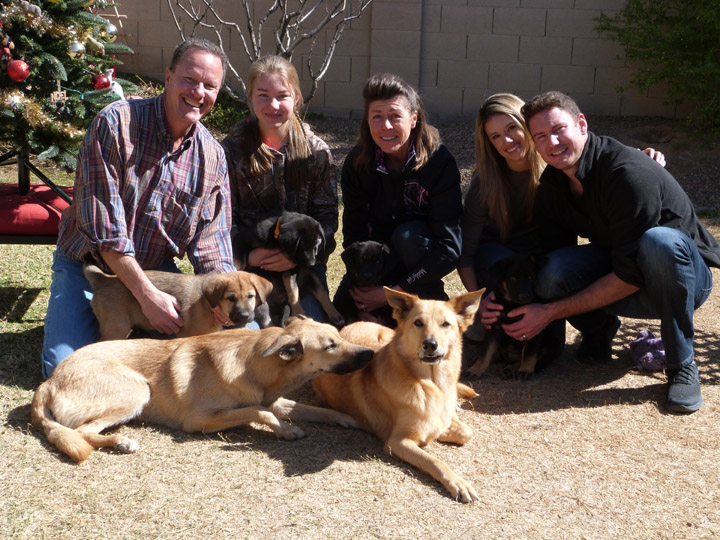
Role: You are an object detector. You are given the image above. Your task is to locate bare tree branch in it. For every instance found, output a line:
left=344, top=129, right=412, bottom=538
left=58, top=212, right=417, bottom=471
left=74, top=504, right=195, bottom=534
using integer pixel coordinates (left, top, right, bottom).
left=166, top=0, right=373, bottom=103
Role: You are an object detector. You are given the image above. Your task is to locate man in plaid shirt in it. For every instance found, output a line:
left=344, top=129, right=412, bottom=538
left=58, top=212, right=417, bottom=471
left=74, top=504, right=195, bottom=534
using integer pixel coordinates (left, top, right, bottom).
left=41, top=38, right=235, bottom=378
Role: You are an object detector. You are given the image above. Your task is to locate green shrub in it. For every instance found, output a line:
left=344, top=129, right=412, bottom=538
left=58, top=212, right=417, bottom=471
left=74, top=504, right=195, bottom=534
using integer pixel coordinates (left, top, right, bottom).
left=596, top=0, right=720, bottom=139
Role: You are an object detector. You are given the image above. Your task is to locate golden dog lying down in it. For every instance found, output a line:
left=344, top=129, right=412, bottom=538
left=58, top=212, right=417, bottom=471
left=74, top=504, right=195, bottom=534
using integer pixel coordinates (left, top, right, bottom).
left=32, top=316, right=374, bottom=462
left=313, top=288, right=483, bottom=503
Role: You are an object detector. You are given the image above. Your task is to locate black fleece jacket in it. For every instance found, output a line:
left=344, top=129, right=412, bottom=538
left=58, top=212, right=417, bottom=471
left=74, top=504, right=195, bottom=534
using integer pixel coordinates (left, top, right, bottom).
left=340, top=143, right=463, bottom=293
left=535, top=132, right=720, bottom=287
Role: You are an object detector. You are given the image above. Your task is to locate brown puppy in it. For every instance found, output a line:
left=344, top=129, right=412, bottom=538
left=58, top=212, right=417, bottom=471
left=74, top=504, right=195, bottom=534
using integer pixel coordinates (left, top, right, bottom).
left=313, top=288, right=484, bottom=503
left=31, top=316, right=374, bottom=462
left=84, top=264, right=273, bottom=340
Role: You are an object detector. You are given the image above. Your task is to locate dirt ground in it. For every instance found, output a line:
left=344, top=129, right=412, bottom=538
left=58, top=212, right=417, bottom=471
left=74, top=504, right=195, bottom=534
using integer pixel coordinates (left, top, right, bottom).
left=1, top=115, right=720, bottom=539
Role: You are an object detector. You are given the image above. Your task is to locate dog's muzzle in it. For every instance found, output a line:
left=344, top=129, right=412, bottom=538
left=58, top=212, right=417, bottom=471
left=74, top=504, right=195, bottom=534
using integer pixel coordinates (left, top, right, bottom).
left=419, top=338, right=445, bottom=364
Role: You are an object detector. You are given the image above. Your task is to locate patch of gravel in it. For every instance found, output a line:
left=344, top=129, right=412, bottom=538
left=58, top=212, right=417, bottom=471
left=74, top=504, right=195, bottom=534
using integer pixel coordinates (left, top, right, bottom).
left=310, top=114, right=720, bottom=213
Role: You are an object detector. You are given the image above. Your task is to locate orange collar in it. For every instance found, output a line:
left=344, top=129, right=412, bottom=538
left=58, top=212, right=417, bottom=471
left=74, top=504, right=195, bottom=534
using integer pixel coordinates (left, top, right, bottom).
left=274, top=219, right=281, bottom=239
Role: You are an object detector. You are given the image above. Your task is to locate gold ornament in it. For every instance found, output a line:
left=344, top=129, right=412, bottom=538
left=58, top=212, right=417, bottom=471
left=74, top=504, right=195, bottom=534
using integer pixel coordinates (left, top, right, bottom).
left=81, top=0, right=94, bottom=6
left=99, top=23, right=118, bottom=43
left=67, top=40, right=86, bottom=59
left=86, top=35, right=105, bottom=56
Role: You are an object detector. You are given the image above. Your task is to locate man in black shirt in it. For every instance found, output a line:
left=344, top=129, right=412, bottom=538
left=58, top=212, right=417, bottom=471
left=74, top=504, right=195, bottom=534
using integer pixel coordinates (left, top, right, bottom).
left=486, top=91, right=719, bottom=413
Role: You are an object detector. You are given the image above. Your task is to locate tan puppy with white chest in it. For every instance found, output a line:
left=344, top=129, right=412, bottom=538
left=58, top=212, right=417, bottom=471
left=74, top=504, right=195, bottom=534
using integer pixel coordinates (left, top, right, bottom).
left=313, top=288, right=484, bottom=503
left=84, top=264, right=273, bottom=339
left=32, top=316, right=374, bottom=462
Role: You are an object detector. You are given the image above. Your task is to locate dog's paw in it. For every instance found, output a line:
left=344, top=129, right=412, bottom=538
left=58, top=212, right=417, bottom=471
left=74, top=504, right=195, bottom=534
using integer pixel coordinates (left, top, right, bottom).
left=114, top=437, right=139, bottom=454
left=277, top=424, right=307, bottom=440
left=501, top=363, right=535, bottom=381
left=446, top=475, right=480, bottom=504
left=333, top=413, right=360, bottom=429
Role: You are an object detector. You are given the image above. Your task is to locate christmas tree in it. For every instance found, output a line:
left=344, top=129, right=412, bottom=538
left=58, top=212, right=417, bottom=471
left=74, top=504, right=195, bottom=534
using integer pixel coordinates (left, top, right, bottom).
left=0, top=0, right=134, bottom=171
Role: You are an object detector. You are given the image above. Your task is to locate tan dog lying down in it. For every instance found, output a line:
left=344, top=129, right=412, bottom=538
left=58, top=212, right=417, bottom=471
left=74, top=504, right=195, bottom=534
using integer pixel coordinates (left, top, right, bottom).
left=313, top=288, right=484, bottom=503
left=31, top=316, right=374, bottom=462
left=84, top=264, right=273, bottom=340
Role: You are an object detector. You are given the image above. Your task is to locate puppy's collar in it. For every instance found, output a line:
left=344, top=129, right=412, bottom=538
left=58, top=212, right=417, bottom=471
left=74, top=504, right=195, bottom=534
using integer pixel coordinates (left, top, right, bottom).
left=274, top=218, right=281, bottom=239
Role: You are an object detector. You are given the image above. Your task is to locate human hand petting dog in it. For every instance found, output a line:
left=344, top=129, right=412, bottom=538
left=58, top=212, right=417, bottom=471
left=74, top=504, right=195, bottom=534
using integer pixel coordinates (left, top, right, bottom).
left=139, top=287, right=184, bottom=335
left=249, top=247, right=297, bottom=272
left=503, top=302, right=555, bottom=342
left=480, top=291, right=554, bottom=342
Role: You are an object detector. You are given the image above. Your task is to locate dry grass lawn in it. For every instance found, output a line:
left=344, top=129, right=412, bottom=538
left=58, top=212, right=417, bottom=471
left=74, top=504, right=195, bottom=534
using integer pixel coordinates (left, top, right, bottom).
left=2, top=116, right=720, bottom=539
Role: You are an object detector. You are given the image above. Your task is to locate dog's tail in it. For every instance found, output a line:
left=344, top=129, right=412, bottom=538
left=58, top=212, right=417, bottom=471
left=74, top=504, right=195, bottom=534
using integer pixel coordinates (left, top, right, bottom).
left=31, top=383, right=94, bottom=462
left=456, top=382, right=478, bottom=400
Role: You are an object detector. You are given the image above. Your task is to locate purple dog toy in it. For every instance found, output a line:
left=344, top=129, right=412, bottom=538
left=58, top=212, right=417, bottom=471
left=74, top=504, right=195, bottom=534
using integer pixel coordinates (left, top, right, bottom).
left=628, top=329, right=666, bottom=371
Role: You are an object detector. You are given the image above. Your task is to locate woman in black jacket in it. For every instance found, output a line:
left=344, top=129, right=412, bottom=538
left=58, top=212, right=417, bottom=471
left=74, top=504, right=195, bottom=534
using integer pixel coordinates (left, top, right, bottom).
left=334, top=73, right=463, bottom=324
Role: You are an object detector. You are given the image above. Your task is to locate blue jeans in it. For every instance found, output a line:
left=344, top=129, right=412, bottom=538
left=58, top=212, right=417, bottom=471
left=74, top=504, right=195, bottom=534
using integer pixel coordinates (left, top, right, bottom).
left=41, top=253, right=181, bottom=379
left=536, top=228, right=713, bottom=369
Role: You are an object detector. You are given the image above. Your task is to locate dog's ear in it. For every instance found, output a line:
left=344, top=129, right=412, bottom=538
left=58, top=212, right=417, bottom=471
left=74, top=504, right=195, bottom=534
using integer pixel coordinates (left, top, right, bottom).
left=385, top=287, right=418, bottom=322
left=448, top=289, right=485, bottom=330
left=341, top=243, right=359, bottom=266
left=249, top=273, right=273, bottom=304
left=261, top=333, right=304, bottom=361
left=202, top=274, right=227, bottom=308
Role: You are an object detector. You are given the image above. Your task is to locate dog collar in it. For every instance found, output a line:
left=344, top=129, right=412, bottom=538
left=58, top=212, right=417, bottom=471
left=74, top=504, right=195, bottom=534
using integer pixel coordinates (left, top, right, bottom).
left=274, top=219, right=281, bottom=239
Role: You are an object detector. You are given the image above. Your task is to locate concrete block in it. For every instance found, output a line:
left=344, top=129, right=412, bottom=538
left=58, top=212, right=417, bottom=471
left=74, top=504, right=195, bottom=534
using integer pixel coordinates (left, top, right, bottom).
left=438, top=61, right=489, bottom=89
left=572, top=38, right=625, bottom=67
left=422, top=5, right=442, bottom=33
left=324, top=81, right=366, bottom=109
left=370, top=30, right=421, bottom=58
left=520, top=0, right=573, bottom=7
left=426, top=0, right=470, bottom=5
left=331, top=29, right=371, bottom=57
left=463, top=88, right=493, bottom=118
left=519, top=36, right=572, bottom=65
left=122, top=0, right=160, bottom=21
left=467, top=34, right=519, bottom=63
left=369, top=58, right=420, bottom=86
left=117, top=20, right=139, bottom=47
left=620, top=96, right=677, bottom=118
left=351, top=56, right=372, bottom=83
left=468, top=0, right=520, bottom=6
left=121, top=45, right=164, bottom=78
left=301, top=55, right=352, bottom=83
left=493, top=8, right=546, bottom=37
left=575, top=94, right=622, bottom=116
left=138, top=19, right=182, bottom=48
left=301, top=79, right=325, bottom=109
left=575, top=0, right=626, bottom=9
left=440, top=6, right=493, bottom=35
left=594, top=67, right=642, bottom=96
left=418, top=86, right=464, bottom=117
left=547, top=9, right=602, bottom=38
left=371, top=2, right=422, bottom=31
left=540, top=65, right=596, bottom=94
left=488, top=63, right=541, bottom=92
left=419, top=60, right=438, bottom=88
left=421, top=32, right=467, bottom=61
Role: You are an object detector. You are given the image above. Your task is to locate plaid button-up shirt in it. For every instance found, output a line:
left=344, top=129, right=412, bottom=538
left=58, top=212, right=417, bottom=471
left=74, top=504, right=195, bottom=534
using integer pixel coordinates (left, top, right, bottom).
left=57, top=94, right=234, bottom=274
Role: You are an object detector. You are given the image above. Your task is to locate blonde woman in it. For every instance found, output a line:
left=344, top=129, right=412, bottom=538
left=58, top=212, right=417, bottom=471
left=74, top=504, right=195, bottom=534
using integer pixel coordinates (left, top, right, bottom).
left=222, top=55, right=338, bottom=321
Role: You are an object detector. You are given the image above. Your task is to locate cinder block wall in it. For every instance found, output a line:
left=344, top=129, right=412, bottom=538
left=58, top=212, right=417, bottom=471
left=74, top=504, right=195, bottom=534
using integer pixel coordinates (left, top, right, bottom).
left=116, top=0, right=680, bottom=120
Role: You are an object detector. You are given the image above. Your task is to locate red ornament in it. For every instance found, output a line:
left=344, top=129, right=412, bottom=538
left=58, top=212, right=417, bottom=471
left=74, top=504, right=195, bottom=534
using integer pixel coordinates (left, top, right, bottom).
left=92, top=73, right=111, bottom=89
left=7, top=59, right=30, bottom=82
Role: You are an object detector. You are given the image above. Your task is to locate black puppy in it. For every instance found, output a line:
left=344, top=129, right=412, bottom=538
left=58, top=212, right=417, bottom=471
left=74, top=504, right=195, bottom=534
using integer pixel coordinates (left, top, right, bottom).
left=465, top=253, right=551, bottom=380
left=234, top=211, right=344, bottom=327
left=336, top=241, right=395, bottom=325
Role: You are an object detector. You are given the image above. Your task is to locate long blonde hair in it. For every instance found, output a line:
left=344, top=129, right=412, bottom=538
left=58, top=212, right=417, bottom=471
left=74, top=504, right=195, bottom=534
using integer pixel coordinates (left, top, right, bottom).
left=473, top=93, right=545, bottom=241
left=239, top=55, right=313, bottom=191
